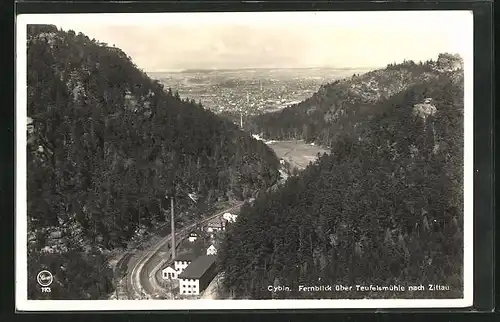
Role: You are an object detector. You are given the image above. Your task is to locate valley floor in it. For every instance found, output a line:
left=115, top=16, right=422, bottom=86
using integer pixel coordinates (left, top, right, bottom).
left=266, top=140, right=330, bottom=170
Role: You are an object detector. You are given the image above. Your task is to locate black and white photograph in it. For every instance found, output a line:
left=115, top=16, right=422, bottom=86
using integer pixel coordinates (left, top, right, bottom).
left=16, top=11, right=473, bottom=310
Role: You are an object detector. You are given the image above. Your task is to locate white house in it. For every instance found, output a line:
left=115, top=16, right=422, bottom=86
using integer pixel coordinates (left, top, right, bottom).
left=206, top=245, right=217, bottom=256
left=174, top=253, right=197, bottom=274
left=179, top=276, right=200, bottom=296
left=162, top=266, right=178, bottom=280
left=178, top=255, right=217, bottom=296
left=206, top=217, right=224, bottom=234
left=223, top=212, right=238, bottom=223
left=252, top=134, right=263, bottom=141
left=188, top=232, right=198, bottom=243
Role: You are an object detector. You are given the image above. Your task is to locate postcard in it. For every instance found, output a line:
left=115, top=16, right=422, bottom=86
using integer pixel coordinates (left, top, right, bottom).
left=16, top=10, right=473, bottom=311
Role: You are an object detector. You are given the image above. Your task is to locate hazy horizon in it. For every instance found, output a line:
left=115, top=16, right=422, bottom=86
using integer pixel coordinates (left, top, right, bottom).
left=146, top=66, right=379, bottom=73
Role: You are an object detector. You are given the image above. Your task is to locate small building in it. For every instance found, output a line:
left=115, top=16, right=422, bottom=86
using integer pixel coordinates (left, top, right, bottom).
left=162, top=265, right=178, bottom=280
left=206, top=245, right=217, bottom=256
left=223, top=212, right=238, bottom=223
left=178, top=255, right=217, bottom=296
left=188, top=232, right=198, bottom=243
left=206, top=217, right=224, bottom=234
left=173, top=253, right=197, bottom=274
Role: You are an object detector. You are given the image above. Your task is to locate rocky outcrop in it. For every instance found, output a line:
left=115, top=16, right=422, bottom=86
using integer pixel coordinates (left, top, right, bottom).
left=412, top=102, right=437, bottom=122
left=250, top=53, right=464, bottom=148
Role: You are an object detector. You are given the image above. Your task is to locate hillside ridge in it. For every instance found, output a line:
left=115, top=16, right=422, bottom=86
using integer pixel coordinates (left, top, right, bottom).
left=249, top=53, right=463, bottom=147
left=26, top=24, right=279, bottom=300
left=219, top=55, right=464, bottom=300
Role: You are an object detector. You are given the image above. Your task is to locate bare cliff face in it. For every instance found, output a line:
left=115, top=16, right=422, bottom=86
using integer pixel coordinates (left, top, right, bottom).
left=435, top=53, right=464, bottom=72
left=319, top=53, right=463, bottom=122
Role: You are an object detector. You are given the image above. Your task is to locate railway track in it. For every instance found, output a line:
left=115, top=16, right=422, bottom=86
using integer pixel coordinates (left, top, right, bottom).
left=126, top=203, right=243, bottom=299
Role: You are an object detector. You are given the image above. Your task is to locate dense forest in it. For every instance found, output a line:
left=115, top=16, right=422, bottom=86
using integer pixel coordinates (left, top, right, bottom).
left=219, top=57, right=464, bottom=299
left=247, top=53, right=463, bottom=148
left=26, top=25, right=279, bottom=299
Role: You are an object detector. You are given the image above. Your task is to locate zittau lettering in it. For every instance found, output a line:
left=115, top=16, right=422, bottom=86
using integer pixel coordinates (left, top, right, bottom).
left=428, top=284, right=450, bottom=291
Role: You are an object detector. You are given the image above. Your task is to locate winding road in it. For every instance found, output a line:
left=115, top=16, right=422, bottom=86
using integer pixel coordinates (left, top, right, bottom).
left=125, top=203, right=243, bottom=299
left=120, top=140, right=325, bottom=300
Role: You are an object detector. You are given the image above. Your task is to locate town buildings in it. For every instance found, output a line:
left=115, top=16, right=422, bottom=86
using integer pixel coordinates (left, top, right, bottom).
left=152, top=70, right=330, bottom=118
left=206, top=217, right=225, bottom=234
left=173, top=253, right=197, bottom=274
left=162, top=252, right=198, bottom=280
left=161, top=221, right=225, bottom=292
left=178, top=255, right=218, bottom=296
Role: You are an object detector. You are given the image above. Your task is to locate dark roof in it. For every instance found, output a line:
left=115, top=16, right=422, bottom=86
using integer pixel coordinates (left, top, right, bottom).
left=207, top=217, right=223, bottom=227
left=174, top=252, right=197, bottom=262
left=162, top=265, right=175, bottom=271
left=178, top=255, right=217, bottom=279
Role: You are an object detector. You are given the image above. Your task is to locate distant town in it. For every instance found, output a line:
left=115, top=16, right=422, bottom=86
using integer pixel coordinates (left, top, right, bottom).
left=148, top=68, right=371, bottom=117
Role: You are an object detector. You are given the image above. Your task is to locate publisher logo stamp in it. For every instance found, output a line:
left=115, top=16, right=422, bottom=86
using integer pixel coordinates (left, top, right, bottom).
left=37, top=270, right=53, bottom=287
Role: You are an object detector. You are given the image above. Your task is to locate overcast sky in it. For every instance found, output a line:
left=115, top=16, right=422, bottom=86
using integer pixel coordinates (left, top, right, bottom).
left=29, top=11, right=472, bottom=72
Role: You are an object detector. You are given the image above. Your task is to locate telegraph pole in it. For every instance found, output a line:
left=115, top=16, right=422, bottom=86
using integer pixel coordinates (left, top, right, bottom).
left=170, top=196, right=176, bottom=260
left=165, top=189, right=197, bottom=261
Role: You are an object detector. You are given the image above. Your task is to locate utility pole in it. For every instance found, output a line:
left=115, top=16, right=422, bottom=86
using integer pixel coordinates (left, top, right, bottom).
left=170, top=196, right=176, bottom=260
left=165, top=189, right=197, bottom=261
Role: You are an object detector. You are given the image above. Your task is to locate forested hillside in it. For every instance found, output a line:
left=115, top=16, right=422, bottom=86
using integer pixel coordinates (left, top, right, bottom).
left=26, top=25, right=279, bottom=299
left=248, top=53, right=463, bottom=148
left=219, top=66, right=464, bottom=299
